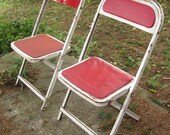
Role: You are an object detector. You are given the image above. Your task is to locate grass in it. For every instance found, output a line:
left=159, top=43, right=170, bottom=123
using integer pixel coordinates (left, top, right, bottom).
left=98, top=111, right=112, bottom=120
left=0, top=0, right=169, bottom=109
left=126, top=122, right=135, bottom=131
left=0, top=56, right=39, bottom=85
left=150, top=97, right=170, bottom=112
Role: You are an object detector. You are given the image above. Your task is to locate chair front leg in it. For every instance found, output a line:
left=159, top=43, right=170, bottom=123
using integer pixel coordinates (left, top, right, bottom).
left=16, top=59, right=27, bottom=86
left=110, top=100, right=140, bottom=121
left=57, top=88, right=71, bottom=120
left=41, top=66, right=60, bottom=110
left=110, top=94, right=133, bottom=135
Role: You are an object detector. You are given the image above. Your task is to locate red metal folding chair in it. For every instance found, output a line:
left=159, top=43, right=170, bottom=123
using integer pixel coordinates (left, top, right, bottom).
left=57, top=0, right=164, bottom=134
left=11, top=0, right=85, bottom=110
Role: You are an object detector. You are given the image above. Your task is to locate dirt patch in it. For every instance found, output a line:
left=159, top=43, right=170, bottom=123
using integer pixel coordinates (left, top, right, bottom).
left=0, top=113, right=16, bottom=135
left=0, top=85, right=170, bottom=135
left=96, top=90, right=170, bottom=135
left=0, top=86, right=27, bottom=135
left=120, top=96, right=170, bottom=135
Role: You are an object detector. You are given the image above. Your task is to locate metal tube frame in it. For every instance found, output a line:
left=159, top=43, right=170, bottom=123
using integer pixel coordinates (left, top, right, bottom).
left=15, top=0, right=86, bottom=110
left=110, top=2, right=164, bottom=134
left=41, top=0, right=85, bottom=109
left=57, top=0, right=164, bottom=135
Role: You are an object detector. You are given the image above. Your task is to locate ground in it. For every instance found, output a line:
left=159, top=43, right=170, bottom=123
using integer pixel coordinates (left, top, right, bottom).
left=0, top=53, right=170, bottom=135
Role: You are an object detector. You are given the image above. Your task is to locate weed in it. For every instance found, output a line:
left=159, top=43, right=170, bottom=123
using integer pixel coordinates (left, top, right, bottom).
left=70, top=37, right=85, bottom=57
left=129, top=103, right=138, bottom=112
left=28, top=115, right=34, bottom=121
left=144, top=64, right=151, bottom=75
left=0, top=57, right=39, bottom=86
left=116, top=97, right=138, bottom=112
left=141, top=128, right=151, bottom=135
left=125, top=56, right=135, bottom=67
left=149, top=89, right=157, bottom=94
left=70, top=36, right=97, bottom=57
left=146, top=74, right=162, bottom=89
left=86, top=0, right=99, bottom=6
left=126, top=122, right=134, bottom=131
left=150, top=97, right=170, bottom=112
left=97, top=110, right=114, bottom=131
left=160, top=84, right=168, bottom=89
left=0, top=19, right=46, bottom=55
left=98, top=111, right=112, bottom=120
left=0, top=57, right=22, bottom=85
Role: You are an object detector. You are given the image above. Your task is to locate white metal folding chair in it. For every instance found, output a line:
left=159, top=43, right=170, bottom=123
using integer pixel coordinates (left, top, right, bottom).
left=11, top=0, right=85, bottom=110
left=57, top=0, right=164, bottom=134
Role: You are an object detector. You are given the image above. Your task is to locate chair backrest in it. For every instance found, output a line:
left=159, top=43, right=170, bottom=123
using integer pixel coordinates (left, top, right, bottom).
left=32, top=0, right=83, bottom=36
left=79, top=0, right=164, bottom=91
left=99, top=0, right=163, bottom=34
left=54, top=0, right=81, bottom=8
left=53, top=0, right=85, bottom=70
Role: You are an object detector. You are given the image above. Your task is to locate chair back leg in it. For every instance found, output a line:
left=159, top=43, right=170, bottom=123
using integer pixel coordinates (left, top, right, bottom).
left=15, top=0, right=48, bottom=86
left=31, top=0, right=48, bottom=36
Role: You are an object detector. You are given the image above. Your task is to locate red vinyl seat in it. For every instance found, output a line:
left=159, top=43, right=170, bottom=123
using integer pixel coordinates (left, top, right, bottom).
left=12, top=34, right=64, bottom=59
left=61, top=57, right=133, bottom=99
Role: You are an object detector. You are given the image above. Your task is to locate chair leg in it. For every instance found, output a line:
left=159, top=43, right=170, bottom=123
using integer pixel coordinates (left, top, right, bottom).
left=41, top=67, right=60, bottom=110
left=57, top=89, right=71, bottom=120
left=110, top=100, right=140, bottom=121
left=110, top=106, right=127, bottom=135
left=41, top=100, right=47, bottom=111
left=16, top=59, right=27, bottom=86
left=110, top=94, right=133, bottom=135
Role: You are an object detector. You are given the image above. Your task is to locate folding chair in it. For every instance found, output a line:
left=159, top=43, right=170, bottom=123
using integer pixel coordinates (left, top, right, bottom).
left=57, top=0, right=164, bottom=134
left=11, top=0, right=85, bottom=110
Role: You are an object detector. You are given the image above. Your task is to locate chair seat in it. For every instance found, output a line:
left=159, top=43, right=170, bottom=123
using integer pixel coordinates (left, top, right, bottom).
left=11, top=34, right=64, bottom=61
left=60, top=57, right=133, bottom=99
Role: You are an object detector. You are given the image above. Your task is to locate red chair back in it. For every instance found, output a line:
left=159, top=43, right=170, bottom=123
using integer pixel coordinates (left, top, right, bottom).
left=100, top=0, right=160, bottom=35
left=54, top=0, right=80, bottom=8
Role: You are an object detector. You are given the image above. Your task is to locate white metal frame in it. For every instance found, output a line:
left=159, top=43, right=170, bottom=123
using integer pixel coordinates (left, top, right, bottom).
left=11, top=0, right=85, bottom=110
left=57, top=0, right=164, bottom=134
